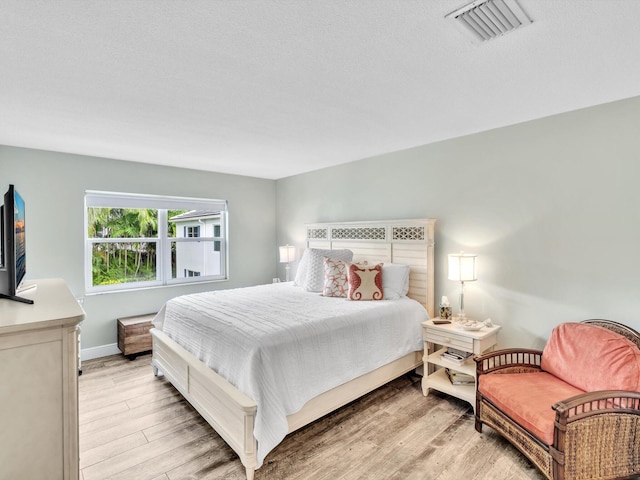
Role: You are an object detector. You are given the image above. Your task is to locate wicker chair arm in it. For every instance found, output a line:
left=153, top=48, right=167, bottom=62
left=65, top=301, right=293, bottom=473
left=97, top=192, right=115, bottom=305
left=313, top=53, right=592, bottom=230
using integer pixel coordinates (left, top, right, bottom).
left=475, top=348, right=543, bottom=375
left=551, top=390, right=640, bottom=480
left=553, top=390, right=640, bottom=420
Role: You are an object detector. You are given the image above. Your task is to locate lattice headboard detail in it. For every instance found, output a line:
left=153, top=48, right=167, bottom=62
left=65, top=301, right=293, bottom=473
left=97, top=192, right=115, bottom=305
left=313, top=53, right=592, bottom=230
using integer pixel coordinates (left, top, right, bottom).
left=306, top=219, right=436, bottom=317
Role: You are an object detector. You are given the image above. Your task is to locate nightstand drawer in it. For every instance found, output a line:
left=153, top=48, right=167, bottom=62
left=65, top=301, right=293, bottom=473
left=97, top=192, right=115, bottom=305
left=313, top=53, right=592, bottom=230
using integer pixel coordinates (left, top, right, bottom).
left=424, top=327, right=474, bottom=351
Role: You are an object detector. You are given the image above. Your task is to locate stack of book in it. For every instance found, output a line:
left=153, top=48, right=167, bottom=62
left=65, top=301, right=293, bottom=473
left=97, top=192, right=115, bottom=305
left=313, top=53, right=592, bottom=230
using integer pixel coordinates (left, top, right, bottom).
left=445, top=368, right=475, bottom=385
left=440, top=347, right=473, bottom=365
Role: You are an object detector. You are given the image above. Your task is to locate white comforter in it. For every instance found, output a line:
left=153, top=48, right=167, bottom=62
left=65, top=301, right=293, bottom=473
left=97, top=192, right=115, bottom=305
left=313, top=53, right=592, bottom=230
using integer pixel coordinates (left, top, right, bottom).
left=154, top=282, right=428, bottom=467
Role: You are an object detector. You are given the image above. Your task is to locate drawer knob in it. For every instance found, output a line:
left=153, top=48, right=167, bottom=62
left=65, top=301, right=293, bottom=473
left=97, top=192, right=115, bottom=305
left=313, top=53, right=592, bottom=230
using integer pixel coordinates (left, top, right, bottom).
left=445, top=337, right=451, bottom=343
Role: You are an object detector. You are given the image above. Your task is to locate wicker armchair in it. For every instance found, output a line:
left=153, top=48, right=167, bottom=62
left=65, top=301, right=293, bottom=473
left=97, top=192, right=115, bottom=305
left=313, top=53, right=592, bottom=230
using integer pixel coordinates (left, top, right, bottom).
left=475, top=319, right=640, bottom=480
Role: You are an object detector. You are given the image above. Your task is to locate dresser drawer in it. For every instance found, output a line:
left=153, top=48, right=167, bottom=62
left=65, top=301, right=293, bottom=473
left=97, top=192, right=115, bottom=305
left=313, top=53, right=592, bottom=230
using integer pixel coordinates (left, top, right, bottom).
left=423, top=327, right=474, bottom=351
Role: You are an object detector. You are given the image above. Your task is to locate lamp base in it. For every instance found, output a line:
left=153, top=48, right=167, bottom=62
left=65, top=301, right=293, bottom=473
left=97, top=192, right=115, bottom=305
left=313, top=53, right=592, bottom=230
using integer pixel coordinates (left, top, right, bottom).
left=452, top=313, right=468, bottom=323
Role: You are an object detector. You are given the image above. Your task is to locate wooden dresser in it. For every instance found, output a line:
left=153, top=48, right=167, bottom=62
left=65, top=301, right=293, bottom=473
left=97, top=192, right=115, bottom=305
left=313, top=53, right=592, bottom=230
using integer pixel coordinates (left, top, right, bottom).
left=0, top=278, right=84, bottom=480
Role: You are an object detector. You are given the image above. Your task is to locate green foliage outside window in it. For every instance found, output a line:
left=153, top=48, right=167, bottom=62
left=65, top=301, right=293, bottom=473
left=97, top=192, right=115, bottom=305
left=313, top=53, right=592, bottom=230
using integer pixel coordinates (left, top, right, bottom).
left=88, top=208, right=186, bottom=286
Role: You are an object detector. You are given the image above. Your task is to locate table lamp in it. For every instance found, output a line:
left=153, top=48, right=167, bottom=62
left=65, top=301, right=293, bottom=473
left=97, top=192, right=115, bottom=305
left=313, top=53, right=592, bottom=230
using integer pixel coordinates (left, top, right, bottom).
left=448, top=252, right=477, bottom=320
left=279, top=245, right=296, bottom=282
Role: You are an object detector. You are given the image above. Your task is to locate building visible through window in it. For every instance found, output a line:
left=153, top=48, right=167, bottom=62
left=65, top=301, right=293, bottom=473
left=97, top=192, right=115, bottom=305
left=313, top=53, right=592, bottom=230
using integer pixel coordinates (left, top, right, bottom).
left=170, top=210, right=223, bottom=280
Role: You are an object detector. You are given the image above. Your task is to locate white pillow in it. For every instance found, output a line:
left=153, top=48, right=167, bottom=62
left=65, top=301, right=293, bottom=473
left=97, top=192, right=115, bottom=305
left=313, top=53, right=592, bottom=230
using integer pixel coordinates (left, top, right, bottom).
left=293, top=249, right=311, bottom=286
left=382, top=263, right=411, bottom=300
left=304, top=248, right=354, bottom=292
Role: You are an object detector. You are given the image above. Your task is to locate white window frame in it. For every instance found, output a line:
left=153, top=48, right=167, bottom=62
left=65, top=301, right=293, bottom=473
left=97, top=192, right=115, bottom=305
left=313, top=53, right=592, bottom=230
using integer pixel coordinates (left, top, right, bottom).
left=84, top=191, right=228, bottom=294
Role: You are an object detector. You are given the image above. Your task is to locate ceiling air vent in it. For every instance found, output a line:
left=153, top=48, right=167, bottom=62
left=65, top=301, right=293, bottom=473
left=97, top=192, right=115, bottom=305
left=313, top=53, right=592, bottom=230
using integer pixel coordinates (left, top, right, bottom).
left=446, top=0, right=532, bottom=43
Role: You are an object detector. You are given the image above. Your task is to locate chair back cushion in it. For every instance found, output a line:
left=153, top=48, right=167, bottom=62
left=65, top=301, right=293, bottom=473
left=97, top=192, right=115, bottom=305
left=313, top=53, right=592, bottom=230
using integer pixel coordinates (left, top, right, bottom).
left=541, top=322, right=640, bottom=392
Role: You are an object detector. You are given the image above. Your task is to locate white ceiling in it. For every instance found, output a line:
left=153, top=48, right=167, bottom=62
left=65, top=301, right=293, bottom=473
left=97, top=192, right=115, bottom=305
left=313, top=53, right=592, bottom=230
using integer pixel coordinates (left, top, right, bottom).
left=2, top=1, right=640, bottom=180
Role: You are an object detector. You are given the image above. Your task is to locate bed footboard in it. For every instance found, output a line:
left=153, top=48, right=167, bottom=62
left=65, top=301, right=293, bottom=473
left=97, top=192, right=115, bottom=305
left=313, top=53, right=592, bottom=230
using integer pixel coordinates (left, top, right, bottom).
left=287, top=350, right=422, bottom=432
left=151, top=328, right=258, bottom=479
left=152, top=327, right=422, bottom=480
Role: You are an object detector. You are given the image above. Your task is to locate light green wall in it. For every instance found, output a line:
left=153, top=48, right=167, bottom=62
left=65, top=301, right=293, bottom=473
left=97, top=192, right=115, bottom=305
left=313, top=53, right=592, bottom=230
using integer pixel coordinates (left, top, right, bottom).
left=4, top=95, right=640, bottom=354
left=276, top=96, right=640, bottom=349
left=1, top=147, right=276, bottom=349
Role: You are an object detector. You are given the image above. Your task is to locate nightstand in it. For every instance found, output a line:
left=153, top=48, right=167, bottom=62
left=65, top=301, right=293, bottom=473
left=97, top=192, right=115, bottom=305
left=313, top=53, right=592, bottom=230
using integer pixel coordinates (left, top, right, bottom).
left=421, top=319, right=500, bottom=413
left=117, top=313, right=155, bottom=359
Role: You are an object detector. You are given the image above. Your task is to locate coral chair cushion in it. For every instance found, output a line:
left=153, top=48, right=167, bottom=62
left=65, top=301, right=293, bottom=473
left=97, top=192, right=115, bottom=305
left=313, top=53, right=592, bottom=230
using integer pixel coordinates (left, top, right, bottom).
left=478, top=372, right=584, bottom=444
left=540, top=323, right=640, bottom=392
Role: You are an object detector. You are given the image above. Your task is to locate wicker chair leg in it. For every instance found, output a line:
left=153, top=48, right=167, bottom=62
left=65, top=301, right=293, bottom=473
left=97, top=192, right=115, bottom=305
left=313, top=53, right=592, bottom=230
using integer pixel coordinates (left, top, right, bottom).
left=475, top=395, right=483, bottom=432
left=475, top=418, right=483, bottom=433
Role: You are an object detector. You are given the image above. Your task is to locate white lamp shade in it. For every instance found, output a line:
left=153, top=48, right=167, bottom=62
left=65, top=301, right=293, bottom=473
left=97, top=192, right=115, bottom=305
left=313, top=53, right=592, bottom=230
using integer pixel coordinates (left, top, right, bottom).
left=279, top=245, right=296, bottom=263
left=448, top=253, right=477, bottom=282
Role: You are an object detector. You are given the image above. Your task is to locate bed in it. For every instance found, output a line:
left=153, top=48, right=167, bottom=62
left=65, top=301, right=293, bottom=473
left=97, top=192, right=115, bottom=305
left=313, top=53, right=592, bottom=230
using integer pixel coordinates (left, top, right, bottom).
left=151, top=218, right=435, bottom=479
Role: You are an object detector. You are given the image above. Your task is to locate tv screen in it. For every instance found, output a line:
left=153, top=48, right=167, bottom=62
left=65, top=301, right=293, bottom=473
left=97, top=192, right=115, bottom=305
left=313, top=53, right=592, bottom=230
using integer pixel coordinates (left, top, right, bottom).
left=13, top=187, right=26, bottom=290
left=0, top=184, right=33, bottom=304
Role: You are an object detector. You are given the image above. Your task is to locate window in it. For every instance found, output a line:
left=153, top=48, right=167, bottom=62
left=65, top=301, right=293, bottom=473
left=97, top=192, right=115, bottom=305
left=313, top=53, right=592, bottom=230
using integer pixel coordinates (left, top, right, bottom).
left=85, top=191, right=228, bottom=293
left=184, top=226, right=200, bottom=238
left=214, top=225, right=221, bottom=252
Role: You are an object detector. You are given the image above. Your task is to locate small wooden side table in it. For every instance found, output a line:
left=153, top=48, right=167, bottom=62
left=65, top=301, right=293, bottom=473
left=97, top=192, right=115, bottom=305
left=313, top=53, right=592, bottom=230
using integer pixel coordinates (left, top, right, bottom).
left=421, top=319, right=500, bottom=413
left=117, top=313, right=156, bottom=359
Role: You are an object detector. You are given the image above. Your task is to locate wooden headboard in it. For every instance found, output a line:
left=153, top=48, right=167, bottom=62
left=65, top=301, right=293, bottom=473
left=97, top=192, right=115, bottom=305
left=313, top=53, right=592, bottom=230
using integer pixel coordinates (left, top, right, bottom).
left=306, top=218, right=436, bottom=317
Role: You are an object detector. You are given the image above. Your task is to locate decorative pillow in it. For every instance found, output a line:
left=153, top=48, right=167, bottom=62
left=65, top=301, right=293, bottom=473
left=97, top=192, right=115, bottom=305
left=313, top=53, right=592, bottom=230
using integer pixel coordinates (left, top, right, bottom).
left=541, top=322, right=640, bottom=392
left=382, top=263, right=410, bottom=300
left=322, top=257, right=349, bottom=297
left=348, top=263, right=384, bottom=301
left=293, top=249, right=310, bottom=286
left=304, top=248, right=353, bottom=292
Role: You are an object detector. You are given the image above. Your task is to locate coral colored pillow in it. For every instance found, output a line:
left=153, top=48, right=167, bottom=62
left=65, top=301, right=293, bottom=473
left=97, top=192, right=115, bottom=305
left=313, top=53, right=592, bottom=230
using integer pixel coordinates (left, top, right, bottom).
left=541, top=323, right=640, bottom=392
left=348, top=263, right=383, bottom=301
left=322, top=257, right=349, bottom=297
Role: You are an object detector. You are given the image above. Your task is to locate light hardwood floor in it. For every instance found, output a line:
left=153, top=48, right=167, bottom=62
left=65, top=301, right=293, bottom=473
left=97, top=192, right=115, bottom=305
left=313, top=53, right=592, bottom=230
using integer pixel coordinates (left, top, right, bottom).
left=79, top=354, right=546, bottom=480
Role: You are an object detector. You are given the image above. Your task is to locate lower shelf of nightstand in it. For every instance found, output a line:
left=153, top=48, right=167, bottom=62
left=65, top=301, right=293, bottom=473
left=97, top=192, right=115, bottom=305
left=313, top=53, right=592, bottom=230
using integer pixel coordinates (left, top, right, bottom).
left=422, top=367, right=476, bottom=411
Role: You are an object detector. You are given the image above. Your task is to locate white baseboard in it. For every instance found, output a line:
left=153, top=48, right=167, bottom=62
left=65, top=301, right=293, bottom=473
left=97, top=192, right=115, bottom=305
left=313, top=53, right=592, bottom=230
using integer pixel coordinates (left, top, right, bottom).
left=81, top=343, right=122, bottom=362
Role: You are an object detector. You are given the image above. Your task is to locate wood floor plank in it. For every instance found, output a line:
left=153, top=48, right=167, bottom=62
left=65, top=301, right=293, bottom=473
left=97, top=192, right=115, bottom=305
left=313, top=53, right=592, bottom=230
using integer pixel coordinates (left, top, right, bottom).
left=78, top=374, right=116, bottom=394
left=80, top=368, right=155, bottom=400
left=80, top=379, right=169, bottom=413
left=80, top=370, right=162, bottom=403
left=125, top=383, right=182, bottom=410
left=164, top=445, right=239, bottom=480
left=80, top=388, right=184, bottom=436
left=79, top=400, right=130, bottom=426
left=81, top=401, right=196, bottom=451
left=80, top=354, right=547, bottom=480
left=81, top=355, right=134, bottom=377
left=109, top=433, right=223, bottom=480
left=111, top=363, right=160, bottom=385
left=142, top=411, right=207, bottom=443
left=80, top=431, right=148, bottom=469
left=82, top=422, right=212, bottom=480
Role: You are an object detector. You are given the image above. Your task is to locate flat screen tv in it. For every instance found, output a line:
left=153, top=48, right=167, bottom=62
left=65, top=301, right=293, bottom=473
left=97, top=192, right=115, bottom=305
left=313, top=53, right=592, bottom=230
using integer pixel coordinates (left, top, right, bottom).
left=0, top=184, right=34, bottom=304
